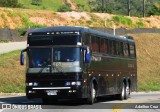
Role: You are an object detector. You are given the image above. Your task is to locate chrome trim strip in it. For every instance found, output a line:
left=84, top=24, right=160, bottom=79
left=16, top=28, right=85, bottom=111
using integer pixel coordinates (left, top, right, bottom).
left=32, top=87, right=71, bottom=90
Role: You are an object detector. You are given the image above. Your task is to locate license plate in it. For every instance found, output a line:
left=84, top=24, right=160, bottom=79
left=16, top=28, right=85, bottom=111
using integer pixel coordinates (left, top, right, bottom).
left=46, top=90, right=58, bottom=96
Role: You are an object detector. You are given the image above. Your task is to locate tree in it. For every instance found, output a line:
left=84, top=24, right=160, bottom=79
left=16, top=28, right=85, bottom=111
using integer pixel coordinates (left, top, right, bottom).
left=88, top=0, right=160, bottom=17
left=0, top=0, right=22, bottom=8
left=147, top=2, right=160, bottom=16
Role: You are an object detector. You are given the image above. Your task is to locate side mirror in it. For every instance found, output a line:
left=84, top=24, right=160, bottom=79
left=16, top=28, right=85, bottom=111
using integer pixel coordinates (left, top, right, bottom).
left=84, top=47, right=91, bottom=63
left=20, top=49, right=26, bottom=65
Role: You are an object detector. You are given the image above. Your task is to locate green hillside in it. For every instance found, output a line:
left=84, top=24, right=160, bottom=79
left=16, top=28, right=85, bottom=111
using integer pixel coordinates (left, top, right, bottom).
left=19, top=0, right=63, bottom=11
left=0, top=0, right=159, bottom=16
left=74, top=0, right=89, bottom=11
left=18, top=0, right=89, bottom=11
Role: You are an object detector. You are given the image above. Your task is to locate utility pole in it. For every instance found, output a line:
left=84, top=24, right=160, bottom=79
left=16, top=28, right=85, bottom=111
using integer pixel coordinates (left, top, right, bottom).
left=128, top=0, right=131, bottom=16
left=102, top=0, right=105, bottom=13
left=143, top=0, right=145, bottom=17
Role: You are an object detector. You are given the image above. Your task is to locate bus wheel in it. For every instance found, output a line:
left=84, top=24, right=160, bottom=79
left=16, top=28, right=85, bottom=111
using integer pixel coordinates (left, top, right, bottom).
left=125, top=83, right=130, bottom=99
left=118, top=82, right=126, bottom=100
left=87, top=83, right=96, bottom=104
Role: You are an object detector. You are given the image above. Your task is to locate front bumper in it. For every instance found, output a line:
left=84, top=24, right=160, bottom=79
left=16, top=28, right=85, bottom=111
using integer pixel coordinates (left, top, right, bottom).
left=26, top=86, right=83, bottom=99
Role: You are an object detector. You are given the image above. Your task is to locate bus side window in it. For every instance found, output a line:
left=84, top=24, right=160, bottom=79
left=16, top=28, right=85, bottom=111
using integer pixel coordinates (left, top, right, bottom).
left=129, top=44, right=135, bottom=58
left=84, top=33, right=90, bottom=46
left=120, top=42, right=124, bottom=56
left=116, top=41, right=120, bottom=55
left=100, top=38, right=107, bottom=54
left=91, top=36, right=100, bottom=53
left=124, top=43, right=129, bottom=57
left=113, top=40, right=117, bottom=55
left=108, top=40, right=113, bottom=54
left=106, top=39, right=109, bottom=54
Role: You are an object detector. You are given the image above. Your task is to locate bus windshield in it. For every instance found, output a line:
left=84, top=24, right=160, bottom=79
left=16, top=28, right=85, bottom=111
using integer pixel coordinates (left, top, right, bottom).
left=27, top=47, right=82, bottom=73
left=28, top=48, right=51, bottom=68
left=53, top=47, right=80, bottom=62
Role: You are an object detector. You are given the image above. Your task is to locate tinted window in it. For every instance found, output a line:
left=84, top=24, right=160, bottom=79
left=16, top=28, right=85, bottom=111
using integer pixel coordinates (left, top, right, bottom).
left=116, top=41, right=120, bottom=55
left=120, top=42, right=124, bottom=56
left=113, top=40, right=117, bottom=55
left=108, top=40, right=113, bottom=54
left=124, top=43, right=129, bottom=57
left=83, top=33, right=90, bottom=46
left=28, top=35, right=81, bottom=46
left=100, top=38, right=108, bottom=53
left=53, top=35, right=81, bottom=45
left=28, top=48, right=51, bottom=68
left=28, top=36, right=53, bottom=46
left=91, top=36, right=100, bottom=52
left=129, top=44, right=135, bottom=58
left=53, top=47, right=81, bottom=62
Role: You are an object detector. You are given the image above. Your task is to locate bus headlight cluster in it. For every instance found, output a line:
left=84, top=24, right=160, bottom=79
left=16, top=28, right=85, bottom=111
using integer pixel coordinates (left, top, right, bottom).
left=26, top=82, right=38, bottom=86
left=65, top=81, right=81, bottom=86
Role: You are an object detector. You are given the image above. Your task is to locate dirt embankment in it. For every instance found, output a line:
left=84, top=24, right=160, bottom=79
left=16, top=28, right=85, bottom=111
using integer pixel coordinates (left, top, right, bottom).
left=0, top=8, right=160, bottom=29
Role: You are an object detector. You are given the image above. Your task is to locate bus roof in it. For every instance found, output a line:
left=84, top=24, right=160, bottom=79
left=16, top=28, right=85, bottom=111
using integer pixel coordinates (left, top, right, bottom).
left=29, top=26, right=135, bottom=43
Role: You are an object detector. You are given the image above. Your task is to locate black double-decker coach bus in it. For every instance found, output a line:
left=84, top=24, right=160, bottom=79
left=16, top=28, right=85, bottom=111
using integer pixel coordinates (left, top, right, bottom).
left=20, top=26, right=137, bottom=104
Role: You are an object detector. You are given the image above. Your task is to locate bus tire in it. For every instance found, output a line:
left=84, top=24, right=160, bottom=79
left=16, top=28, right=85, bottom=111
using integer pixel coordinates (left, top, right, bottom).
left=125, top=83, right=130, bottom=99
left=118, top=82, right=126, bottom=100
left=87, top=83, right=96, bottom=104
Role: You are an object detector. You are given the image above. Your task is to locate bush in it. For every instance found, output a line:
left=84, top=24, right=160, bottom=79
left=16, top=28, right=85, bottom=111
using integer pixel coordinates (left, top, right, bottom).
left=0, top=0, right=23, bottom=8
left=112, top=16, right=132, bottom=25
left=136, top=21, right=145, bottom=28
left=32, top=0, right=42, bottom=6
left=57, top=3, right=72, bottom=12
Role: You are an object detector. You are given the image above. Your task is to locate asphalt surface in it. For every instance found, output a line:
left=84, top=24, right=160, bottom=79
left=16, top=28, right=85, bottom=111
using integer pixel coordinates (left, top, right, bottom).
left=0, top=42, right=27, bottom=54
left=0, top=92, right=159, bottom=112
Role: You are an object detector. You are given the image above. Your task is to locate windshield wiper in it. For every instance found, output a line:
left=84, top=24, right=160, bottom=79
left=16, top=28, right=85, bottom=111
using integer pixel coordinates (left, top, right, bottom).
left=38, top=64, right=51, bottom=73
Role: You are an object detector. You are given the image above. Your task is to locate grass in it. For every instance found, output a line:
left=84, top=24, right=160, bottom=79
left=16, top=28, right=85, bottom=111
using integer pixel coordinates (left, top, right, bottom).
left=130, top=33, right=160, bottom=91
left=1, top=13, right=7, bottom=20
left=139, top=82, right=160, bottom=91
left=0, top=34, right=160, bottom=93
left=135, top=21, right=145, bottom=28
left=18, top=0, right=63, bottom=11
left=0, top=40, right=13, bottom=43
left=112, top=15, right=132, bottom=25
left=74, top=0, right=89, bottom=11
left=0, top=50, right=25, bottom=93
left=18, top=0, right=89, bottom=11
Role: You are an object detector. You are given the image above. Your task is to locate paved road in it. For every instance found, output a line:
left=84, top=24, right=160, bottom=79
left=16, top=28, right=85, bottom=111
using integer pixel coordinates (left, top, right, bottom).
left=0, top=93, right=159, bottom=112
left=0, top=42, right=27, bottom=54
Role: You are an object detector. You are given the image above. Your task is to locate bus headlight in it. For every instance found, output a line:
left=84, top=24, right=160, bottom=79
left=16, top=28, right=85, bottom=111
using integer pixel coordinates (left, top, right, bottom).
left=65, top=81, right=81, bottom=86
left=33, top=82, right=38, bottom=86
left=76, top=81, right=81, bottom=86
left=65, top=82, right=71, bottom=86
left=27, top=82, right=38, bottom=86
left=71, top=82, right=76, bottom=85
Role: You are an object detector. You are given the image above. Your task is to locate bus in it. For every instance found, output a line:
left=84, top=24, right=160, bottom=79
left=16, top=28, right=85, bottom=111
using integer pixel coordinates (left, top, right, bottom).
left=20, top=26, right=137, bottom=104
